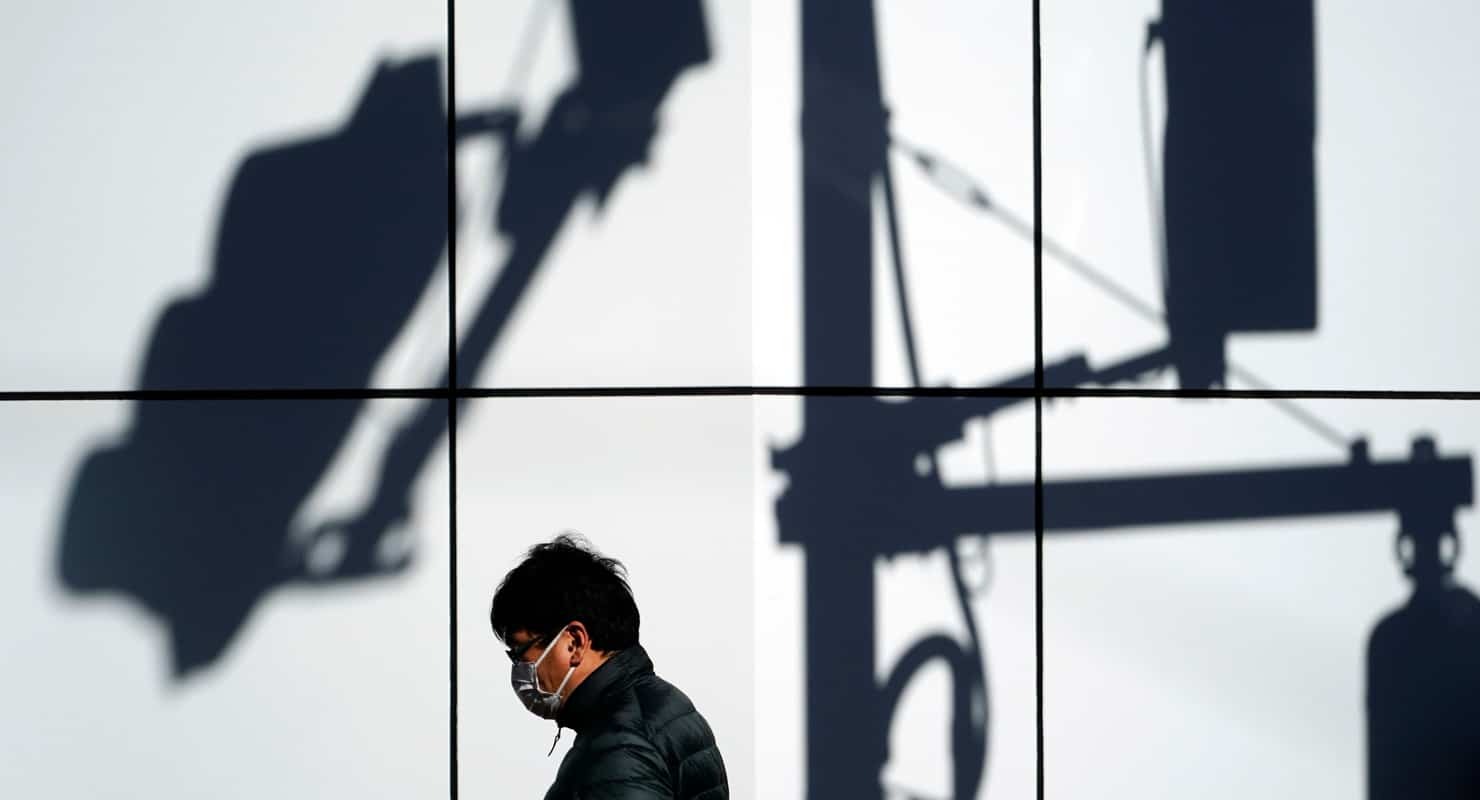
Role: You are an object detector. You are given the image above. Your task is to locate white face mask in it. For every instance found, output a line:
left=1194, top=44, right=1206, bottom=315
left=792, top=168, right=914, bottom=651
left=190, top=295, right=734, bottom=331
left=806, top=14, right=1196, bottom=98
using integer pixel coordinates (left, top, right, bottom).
left=510, top=628, right=576, bottom=720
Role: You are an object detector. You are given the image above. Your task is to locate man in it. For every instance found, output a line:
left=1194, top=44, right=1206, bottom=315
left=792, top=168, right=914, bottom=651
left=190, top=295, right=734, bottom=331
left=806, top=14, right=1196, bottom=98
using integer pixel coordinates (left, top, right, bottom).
left=491, top=534, right=728, bottom=799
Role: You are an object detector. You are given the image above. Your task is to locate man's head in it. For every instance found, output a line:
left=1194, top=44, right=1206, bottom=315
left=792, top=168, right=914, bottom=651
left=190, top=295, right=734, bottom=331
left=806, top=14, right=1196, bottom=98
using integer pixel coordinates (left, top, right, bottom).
left=492, top=533, right=640, bottom=714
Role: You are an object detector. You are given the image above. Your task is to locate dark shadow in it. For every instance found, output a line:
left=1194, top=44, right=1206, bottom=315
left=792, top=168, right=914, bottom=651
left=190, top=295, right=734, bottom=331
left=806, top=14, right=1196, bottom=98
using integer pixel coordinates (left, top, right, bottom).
left=55, top=0, right=714, bottom=680
left=320, top=0, right=711, bottom=589
left=57, top=56, right=447, bottom=678
left=458, top=0, right=711, bottom=390
left=136, top=57, right=448, bottom=393
left=775, top=4, right=992, bottom=798
left=1368, top=462, right=1480, bottom=800
left=773, top=2, right=1478, bottom=798
left=1159, top=0, right=1318, bottom=389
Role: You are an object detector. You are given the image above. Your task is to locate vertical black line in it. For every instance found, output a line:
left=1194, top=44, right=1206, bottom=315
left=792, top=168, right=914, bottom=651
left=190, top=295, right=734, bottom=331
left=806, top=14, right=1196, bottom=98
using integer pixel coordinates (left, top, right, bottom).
left=446, top=0, right=460, bottom=797
left=1031, top=1, right=1046, bottom=799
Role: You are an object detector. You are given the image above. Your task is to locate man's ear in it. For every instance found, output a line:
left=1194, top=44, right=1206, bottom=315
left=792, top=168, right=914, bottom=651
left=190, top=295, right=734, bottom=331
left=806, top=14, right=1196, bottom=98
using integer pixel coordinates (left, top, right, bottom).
left=566, top=621, right=590, bottom=667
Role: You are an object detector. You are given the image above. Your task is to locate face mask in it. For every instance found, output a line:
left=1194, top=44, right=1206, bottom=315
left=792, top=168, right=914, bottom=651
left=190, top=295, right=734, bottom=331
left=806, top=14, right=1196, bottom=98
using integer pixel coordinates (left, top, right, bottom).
left=511, top=627, right=576, bottom=720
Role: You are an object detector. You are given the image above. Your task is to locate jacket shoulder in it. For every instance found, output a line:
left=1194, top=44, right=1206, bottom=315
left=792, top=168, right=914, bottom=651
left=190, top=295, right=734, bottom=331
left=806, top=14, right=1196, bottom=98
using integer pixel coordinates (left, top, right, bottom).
left=631, top=675, right=728, bottom=799
left=552, top=667, right=728, bottom=799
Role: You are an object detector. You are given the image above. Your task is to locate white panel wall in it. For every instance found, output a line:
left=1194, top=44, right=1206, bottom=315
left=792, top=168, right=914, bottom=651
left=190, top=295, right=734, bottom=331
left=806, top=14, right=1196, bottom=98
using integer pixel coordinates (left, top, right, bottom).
left=6, top=2, right=1480, bottom=799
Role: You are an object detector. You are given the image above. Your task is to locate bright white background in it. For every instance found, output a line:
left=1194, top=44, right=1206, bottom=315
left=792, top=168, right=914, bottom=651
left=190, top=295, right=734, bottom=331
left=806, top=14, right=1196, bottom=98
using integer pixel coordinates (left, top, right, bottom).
left=453, top=0, right=752, bottom=389
left=456, top=397, right=755, bottom=800
left=0, top=1, right=452, bottom=392
left=6, top=1, right=1480, bottom=798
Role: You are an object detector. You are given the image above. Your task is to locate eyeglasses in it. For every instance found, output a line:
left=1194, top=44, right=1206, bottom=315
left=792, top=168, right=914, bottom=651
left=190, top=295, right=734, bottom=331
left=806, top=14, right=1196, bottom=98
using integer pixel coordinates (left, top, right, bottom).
left=503, top=626, right=559, bottom=665
left=505, top=632, right=556, bottom=664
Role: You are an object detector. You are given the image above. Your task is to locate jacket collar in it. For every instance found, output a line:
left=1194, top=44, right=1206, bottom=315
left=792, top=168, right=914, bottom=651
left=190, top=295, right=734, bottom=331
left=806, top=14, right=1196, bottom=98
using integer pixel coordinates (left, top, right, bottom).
left=557, top=644, right=653, bottom=734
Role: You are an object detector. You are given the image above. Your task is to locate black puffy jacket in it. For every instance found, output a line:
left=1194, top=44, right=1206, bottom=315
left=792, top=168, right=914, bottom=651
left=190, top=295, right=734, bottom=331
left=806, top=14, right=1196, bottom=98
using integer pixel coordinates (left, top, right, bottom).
left=544, top=645, right=728, bottom=800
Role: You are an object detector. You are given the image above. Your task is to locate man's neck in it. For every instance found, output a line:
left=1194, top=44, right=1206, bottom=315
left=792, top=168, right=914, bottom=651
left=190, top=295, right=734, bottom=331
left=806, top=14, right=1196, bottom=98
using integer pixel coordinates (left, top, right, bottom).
left=562, top=649, right=615, bottom=701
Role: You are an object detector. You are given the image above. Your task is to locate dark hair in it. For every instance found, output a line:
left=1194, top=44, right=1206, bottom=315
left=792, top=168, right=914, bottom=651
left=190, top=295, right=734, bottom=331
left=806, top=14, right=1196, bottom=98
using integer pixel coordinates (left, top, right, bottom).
left=489, top=533, right=640, bottom=652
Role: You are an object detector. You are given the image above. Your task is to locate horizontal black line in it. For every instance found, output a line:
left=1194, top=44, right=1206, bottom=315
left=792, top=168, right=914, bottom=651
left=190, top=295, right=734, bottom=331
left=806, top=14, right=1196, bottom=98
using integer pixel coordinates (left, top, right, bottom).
left=4, top=386, right=1480, bottom=402
left=466, top=386, right=1480, bottom=400
left=0, top=388, right=449, bottom=401
left=1035, top=387, right=1480, bottom=401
